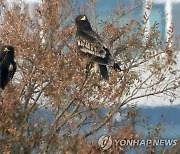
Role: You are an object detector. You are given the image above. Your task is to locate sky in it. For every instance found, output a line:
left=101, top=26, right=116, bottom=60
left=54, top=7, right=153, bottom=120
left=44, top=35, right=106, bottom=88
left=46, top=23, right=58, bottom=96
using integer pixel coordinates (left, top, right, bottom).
left=4, top=0, right=180, bottom=107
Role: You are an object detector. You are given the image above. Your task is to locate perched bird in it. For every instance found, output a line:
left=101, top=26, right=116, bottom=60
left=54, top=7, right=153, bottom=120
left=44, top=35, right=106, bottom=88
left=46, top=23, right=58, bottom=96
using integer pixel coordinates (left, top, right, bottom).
left=75, top=14, right=121, bottom=80
left=0, top=45, right=17, bottom=90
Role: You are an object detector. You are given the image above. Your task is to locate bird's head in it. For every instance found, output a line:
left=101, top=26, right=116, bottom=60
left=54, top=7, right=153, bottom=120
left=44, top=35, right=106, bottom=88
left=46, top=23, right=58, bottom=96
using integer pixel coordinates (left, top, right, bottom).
left=75, top=14, right=92, bottom=30
left=1, top=45, right=14, bottom=54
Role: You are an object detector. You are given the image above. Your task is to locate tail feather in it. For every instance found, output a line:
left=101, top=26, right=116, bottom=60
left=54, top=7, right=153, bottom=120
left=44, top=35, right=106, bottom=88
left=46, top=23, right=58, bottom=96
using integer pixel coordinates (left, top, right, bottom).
left=108, top=58, right=121, bottom=71
left=99, top=64, right=109, bottom=80
left=113, top=63, right=121, bottom=71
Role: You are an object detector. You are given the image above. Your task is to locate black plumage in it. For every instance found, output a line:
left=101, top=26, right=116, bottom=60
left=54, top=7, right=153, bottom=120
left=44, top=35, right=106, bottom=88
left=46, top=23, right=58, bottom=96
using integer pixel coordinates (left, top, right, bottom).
left=0, top=45, right=16, bottom=89
left=75, top=14, right=120, bottom=80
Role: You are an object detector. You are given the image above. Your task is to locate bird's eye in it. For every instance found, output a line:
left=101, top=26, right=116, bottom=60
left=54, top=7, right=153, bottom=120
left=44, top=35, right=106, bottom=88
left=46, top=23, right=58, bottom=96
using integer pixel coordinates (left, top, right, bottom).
left=81, top=16, right=86, bottom=21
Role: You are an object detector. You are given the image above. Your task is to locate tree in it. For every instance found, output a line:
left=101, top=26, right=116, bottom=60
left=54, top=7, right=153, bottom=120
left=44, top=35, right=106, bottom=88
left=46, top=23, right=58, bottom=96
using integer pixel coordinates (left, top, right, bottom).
left=0, top=0, right=179, bottom=153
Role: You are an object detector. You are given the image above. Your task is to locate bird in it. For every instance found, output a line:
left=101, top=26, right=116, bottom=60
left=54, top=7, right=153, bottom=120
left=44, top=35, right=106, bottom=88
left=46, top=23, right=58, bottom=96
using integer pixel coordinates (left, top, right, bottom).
left=75, top=14, right=121, bottom=80
left=0, top=45, right=17, bottom=90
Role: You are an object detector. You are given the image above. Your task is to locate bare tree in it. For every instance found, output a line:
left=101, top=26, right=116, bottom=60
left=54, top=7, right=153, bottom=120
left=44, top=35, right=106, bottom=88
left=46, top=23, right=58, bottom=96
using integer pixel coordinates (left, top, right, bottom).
left=0, top=0, right=179, bottom=153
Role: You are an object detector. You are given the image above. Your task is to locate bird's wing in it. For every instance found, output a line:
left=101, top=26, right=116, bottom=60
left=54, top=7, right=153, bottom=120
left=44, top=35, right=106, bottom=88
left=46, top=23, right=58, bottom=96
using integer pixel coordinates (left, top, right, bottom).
left=76, top=30, right=110, bottom=58
left=0, top=52, right=6, bottom=63
left=8, top=60, right=16, bottom=80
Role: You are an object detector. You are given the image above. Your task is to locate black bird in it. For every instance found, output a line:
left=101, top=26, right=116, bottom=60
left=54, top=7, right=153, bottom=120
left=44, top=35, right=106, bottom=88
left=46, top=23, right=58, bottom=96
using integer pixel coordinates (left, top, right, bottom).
left=75, top=14, right=120, bottom=80
left=0, top=45, right=16, bottom=90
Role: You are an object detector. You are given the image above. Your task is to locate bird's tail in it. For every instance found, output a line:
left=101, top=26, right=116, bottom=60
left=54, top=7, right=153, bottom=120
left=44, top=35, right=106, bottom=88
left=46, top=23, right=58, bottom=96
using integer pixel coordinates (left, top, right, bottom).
left=108, top=58, right=121, bottom=71
left=113, top=62, right=121, bottom=71
left=99, top=64, right=109, bottom=80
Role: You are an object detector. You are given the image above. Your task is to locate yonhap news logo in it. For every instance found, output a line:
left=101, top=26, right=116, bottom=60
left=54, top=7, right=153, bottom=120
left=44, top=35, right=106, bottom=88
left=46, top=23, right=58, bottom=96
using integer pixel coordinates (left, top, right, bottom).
left=98, top=135, right=113, bottom=151
left=98, top=135, right=177, bottom=151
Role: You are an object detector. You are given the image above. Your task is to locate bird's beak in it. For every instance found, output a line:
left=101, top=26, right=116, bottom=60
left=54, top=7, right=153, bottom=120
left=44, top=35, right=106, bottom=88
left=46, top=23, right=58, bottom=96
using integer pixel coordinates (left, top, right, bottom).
left=4, top=48, right=9, bottom=52
left=81, top=16, right=86, bottom=21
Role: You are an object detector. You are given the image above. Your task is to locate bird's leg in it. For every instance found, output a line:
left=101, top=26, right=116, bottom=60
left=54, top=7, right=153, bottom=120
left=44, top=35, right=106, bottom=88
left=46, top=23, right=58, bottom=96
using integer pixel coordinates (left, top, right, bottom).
left=93, top=63, right=101, bottom=81
left=80, top=61, right=93, bottom=92
left=85, top=60, right=93, bottom=75
left=94, top=62, right=99, bottom=73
